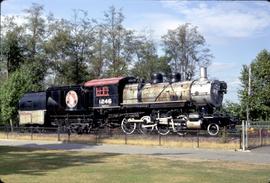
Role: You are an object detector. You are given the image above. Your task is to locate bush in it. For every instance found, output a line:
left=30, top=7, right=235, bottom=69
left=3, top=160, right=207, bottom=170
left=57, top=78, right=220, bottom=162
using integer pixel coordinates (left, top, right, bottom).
left=0, top=63, right=41, bottom=125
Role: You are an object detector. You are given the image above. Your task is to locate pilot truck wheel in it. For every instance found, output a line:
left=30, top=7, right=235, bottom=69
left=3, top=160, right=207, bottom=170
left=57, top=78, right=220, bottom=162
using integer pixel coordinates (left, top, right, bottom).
left=207, top=123, right=220, bottom=136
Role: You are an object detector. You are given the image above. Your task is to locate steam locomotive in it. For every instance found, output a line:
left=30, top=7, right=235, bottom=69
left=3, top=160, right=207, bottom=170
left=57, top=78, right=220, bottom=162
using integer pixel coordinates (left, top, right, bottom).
left=18, top=67, right=234, bottom=136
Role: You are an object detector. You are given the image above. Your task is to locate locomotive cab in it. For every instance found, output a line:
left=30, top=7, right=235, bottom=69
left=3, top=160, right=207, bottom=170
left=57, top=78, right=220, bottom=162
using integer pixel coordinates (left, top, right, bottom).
left=84, top=77, right=137, bottom=108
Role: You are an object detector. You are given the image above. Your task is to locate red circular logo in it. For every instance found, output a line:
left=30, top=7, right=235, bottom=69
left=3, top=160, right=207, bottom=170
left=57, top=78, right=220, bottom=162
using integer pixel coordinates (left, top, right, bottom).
left=65, top=90, right=78, bottom=108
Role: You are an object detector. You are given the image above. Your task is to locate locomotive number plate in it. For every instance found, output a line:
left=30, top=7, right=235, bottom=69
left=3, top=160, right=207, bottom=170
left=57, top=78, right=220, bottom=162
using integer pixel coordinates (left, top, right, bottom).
left=99, top=98, right=112, bottom=105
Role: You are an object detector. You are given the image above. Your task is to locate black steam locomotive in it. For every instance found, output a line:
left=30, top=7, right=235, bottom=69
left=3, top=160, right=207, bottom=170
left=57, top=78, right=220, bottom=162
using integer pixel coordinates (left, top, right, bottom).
left=19, top=67, right=235, bottom=136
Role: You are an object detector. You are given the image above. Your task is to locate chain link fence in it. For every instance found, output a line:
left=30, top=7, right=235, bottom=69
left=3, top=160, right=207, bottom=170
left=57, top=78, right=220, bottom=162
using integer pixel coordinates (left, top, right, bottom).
left=0, top=126, right=241, bottom=150
left=1, top=122, right=269, bottom=150
left=247, top=121, right=270, bottom=149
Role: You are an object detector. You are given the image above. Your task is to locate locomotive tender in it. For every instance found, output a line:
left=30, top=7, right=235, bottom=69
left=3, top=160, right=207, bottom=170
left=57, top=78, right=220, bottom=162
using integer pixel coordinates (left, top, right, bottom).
left=19, top=67, right=233, bottom=136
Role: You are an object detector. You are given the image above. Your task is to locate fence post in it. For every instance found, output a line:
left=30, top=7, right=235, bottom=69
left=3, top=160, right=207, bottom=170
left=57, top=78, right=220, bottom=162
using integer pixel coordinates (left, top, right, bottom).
left=239, top=129, right=242, bottom=150
left=196, top=130, right=200, bottom=148
left=245, top=120, right=248, bottom=149
left=159, top=133, right=161, bottom=146
left=67, top=128, right=70, bottom=143
left=30, top=126, right=33, bottom=140
left=267, top=128, right=269, bottom=146
left=57, top=126, right=61, bottom=141
left=222, top=126, right=227, bottom=143
left=9, top=119, right=13, bottom=133
left=259, top=128, right=262, bottom=147
left=95, top=130, right=98, bottom=144
left=242, top=120, right=245, bottom=151
left=6, top=126, right=8, bottom=139
left=125, top=133, right=127, bottom=145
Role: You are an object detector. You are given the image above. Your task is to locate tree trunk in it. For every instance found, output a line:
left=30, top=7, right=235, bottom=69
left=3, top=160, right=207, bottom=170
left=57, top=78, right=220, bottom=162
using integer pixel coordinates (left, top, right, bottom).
left=9, top=119, right=13, bottom=132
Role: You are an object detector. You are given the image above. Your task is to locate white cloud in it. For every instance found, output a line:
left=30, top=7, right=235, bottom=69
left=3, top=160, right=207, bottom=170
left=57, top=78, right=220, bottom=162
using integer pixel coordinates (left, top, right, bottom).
left=224, top=77, right=241, bottom=102
left=128, top=13, right=184, bottom=40
left=161, top=1, right=270, bottom=40
left=128, top=1, right=270, bottom=47
left=209, top=62, right=237, bottom=72
left=205, top=61, right=242, bottom=102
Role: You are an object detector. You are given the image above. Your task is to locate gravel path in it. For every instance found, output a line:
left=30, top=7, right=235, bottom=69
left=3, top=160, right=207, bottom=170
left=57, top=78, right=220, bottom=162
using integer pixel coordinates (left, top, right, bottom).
left=1, top=139, right=270, bottom=164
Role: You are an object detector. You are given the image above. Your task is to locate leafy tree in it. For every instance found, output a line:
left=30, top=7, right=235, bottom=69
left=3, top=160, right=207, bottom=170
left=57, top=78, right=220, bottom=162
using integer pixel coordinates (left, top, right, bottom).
left=23, top=3, right=46, bottom=57
left=22, top=3, right=48, bottom=88
left=239, top=49, right=270, bottom=120
left=162, top=23, right=212, bottom=79
left=131, top=36, right=171, bottom=80
left=0, top=63, right=41, bottom=125
left=102, top=6, right=135, bottom=77
left=45, top=10, right=96, bottom=85
left=89, top=26, right=106, bottom=79
left=2, top=17, right=25, bottom=76
left=220, top=101, right=243, bottom=119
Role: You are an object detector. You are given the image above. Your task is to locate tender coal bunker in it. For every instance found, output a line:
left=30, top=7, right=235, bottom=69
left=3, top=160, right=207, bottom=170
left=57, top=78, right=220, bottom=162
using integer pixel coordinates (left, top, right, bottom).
left=19, top=92, right=46, bottom=110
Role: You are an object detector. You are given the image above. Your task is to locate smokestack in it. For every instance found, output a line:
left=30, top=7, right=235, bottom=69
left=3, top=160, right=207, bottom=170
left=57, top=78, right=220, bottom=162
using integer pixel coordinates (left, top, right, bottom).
left=200, top=67, right=207, bottom=80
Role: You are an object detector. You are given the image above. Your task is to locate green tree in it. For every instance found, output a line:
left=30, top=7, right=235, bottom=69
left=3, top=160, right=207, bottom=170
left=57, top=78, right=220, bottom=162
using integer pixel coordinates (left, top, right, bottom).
left=239, top=49, right=270, bottom=120
left=23, top=3, right=46, bottom=57
left=102, top=6, right=135, bottom=77
left=162, top=23, right=212, bottom=79
left=131, top=36, right=171, bottom=80
left=89, top=26, right=106, bottom=79
left=45, top=10, right=96, bottom=85
left=220, top=101, right=244, bottom=119
left=22, top=3, right=48, bottom=88
left=0, top=63, right=41, bottom=125
left=2, top=16, right=25, bottom=76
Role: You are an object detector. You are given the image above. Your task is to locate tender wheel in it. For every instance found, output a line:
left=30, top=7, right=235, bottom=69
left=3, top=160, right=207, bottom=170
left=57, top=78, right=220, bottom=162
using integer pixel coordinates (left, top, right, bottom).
left=121, top=118, right=136, bottom=135
left=138, top=116, right=155, bottom=135
left=207, top=123, right=220, bottom=136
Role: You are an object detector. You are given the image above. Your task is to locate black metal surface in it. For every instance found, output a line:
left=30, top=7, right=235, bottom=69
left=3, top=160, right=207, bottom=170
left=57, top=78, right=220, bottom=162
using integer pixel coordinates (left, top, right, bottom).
left=47, top=85, right=93, bottom=112
left=19, top=92, right=46, bottom=111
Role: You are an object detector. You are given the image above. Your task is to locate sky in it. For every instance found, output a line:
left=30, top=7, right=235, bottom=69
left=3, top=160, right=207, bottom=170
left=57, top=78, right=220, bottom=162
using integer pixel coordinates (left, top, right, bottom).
left=1, top=0, right=270, bottom=103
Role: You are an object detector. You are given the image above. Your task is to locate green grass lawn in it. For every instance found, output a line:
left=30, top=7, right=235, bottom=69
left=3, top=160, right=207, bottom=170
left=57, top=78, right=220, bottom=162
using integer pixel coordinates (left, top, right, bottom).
left=0, top=146, right=269, bottom=183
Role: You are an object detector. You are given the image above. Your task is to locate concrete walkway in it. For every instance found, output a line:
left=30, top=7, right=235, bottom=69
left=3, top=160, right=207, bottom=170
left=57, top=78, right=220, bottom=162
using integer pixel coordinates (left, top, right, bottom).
left=0, top=139, right=269, bottom=164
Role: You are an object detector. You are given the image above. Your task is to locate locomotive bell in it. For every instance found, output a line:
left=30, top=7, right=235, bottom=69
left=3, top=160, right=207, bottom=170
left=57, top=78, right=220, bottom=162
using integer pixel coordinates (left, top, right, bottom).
left=171, top=73, right=181, bottom=83
left=152, top=73, right=163, bottom=84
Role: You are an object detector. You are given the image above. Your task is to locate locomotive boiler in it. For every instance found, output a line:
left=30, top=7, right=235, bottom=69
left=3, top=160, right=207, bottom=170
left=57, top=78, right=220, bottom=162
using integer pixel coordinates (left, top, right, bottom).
left=123, top=68, right=226, bottom=107
left=120, top=67, right=229, bottom=135
left=18, top=67, right=234, bottom=136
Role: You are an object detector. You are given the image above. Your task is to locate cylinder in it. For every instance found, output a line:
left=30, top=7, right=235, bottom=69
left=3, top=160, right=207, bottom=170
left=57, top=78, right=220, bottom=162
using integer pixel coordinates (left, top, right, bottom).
left=200, top=67, right=207, bottom=80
